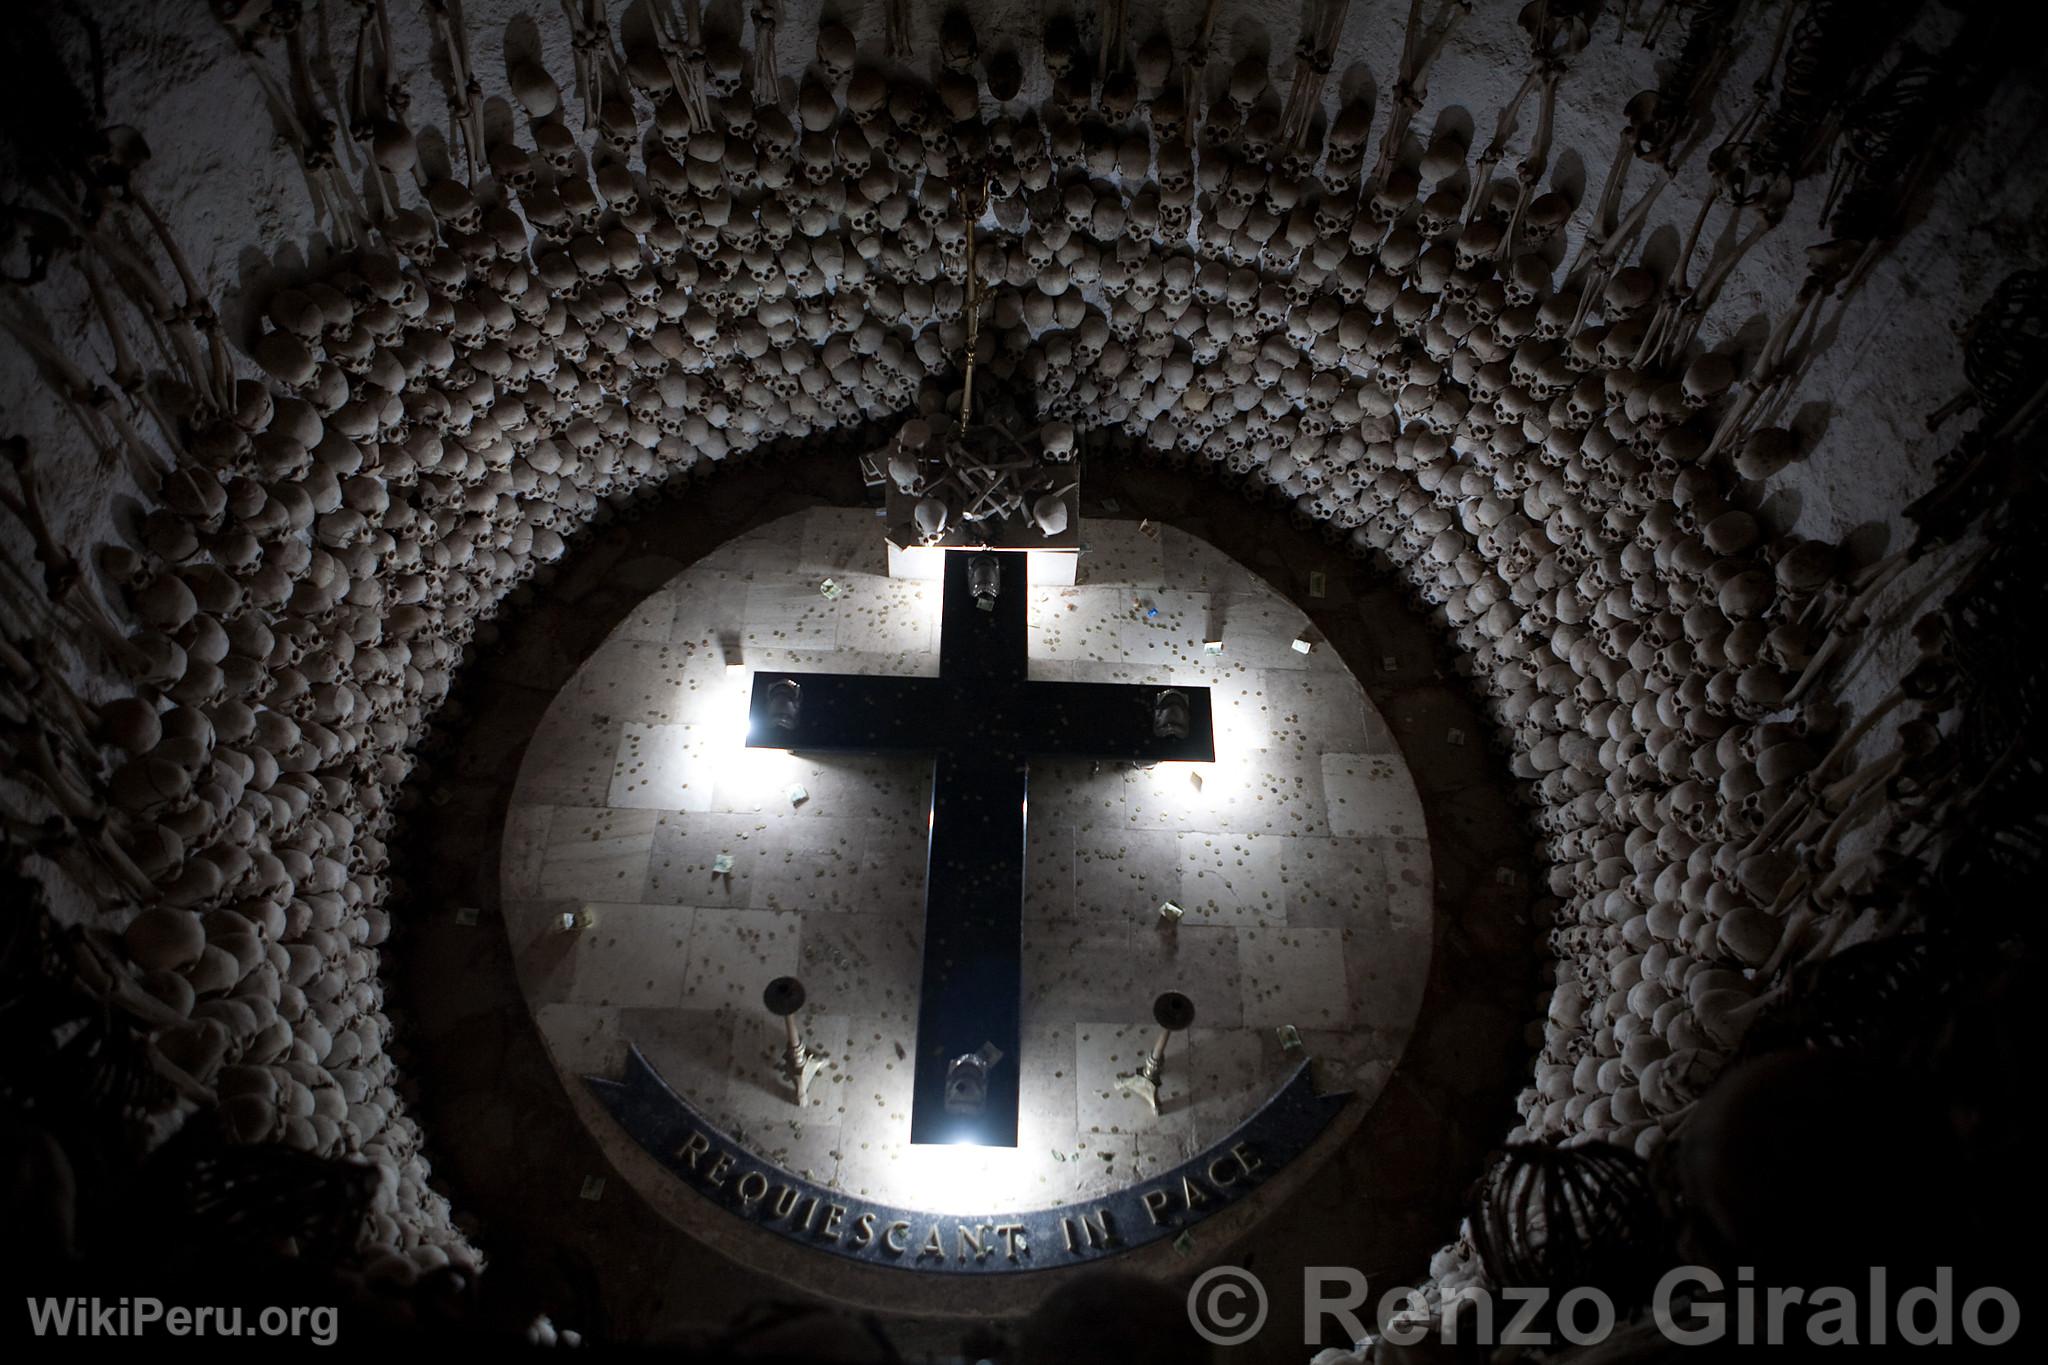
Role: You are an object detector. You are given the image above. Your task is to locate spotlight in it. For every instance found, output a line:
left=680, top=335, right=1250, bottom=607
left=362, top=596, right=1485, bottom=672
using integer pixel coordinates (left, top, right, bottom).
left=766, top=678, right=802, bottom=731
left=944, top=1042, right=1004, bottom=1114
left=1152, top=687, right=1190, bottom=740
left=969, top=550, right=1001, bottom=612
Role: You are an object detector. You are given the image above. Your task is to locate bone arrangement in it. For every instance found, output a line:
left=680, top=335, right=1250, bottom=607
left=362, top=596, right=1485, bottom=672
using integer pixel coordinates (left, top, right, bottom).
left=0, top=0, right=2042, bottom=1335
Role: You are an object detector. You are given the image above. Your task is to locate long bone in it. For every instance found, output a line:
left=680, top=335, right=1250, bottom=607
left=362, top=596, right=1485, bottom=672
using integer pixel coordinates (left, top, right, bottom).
left=76, top=255, right=180, bottom=450
left=0, top=309, right=166, bottom=491
left=218, top=20, right=368, bottom=252
left=1182, top=0, right=1225, bottom=142
left=345, top=0, right=398, bottom=139
left=50, top=194, right=217, bottom=414
left=123, top=189, right=236, bottom=407
left=1464, top=2, right=1589, bottom=238
left=1368, top=0, right=1472, bottom=191
left=559, top=0, right=617, bottom=128
left=750, top=0, right=780, bottom=95
left=1642, top=190, right=1786, bottom=366
left=1563, top=166, right=1673, bottom=337
left=1276, top=0, right=1353, bottom=155
left=423, top=0, right=489, bottom=182
left=0, top=625, right=93, bottom=745
left=1791, top=544, right=1987, bottom=703
left=1699, top=243, right=1858, bottom=461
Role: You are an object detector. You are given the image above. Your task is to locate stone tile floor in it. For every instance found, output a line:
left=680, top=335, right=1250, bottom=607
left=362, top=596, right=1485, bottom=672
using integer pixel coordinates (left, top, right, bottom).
left=504, top=509, right=1433, bottom=1209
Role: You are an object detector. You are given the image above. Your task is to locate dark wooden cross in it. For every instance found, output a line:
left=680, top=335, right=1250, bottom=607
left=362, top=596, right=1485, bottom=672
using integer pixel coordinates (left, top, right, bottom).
left=745, top=549, right=1215, bottom=1145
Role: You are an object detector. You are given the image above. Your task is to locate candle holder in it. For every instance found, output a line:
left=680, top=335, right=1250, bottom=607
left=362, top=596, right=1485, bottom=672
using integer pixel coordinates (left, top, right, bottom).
left=763, top=976, right=826, bottom=1105
left=1116, top=991, right=1196, bottom=1117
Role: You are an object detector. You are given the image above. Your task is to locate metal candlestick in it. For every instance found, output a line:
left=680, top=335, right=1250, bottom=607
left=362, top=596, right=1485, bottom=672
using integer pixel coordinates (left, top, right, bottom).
left=1117, top=991, right=1196, bottom=1116
left=762, top=976, right=825, bottom=1105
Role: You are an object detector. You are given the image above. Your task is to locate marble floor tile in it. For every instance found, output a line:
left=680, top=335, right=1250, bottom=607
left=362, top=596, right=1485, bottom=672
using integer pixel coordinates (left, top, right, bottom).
left=798, top=911, right=923, bottom=1024
left=833, top=575, right=939, bottom=654
left=857, top=817, right=930, bottom=910
left=1073, top=827, right=1181, bottom=919
left=623, top=1007, right=736, bottom=1119
left=556, top=903, right=697, bottom=1008
left=643, top=811, right=775, bottom=907
left=800, top=505, right=891, bottom=577
left=514, top=711, right=622, bottom=807
left=1124, top=749, right=1331, bottom=838
left=1028, top=586, right=1132, bottom=662
left=575, top=638, right=698, bottom=725
left=1238, top=926, right=1351, bottom=1029
left=1281, top=836, right=1389, bottom=930
left=500, top=803, right=555, bottom=899
left=743, top=579, right=839, bottom=652
left=752, top=817, right=878, bottom=913
left=1209, top=667, right=1279, bottom=750
left=1177, top=831, right=1289, bottom=927
left=1076, top=521, right=1167, bottom=587
left=736, top=753, right=931, bottom=822
left=1210, top=592, right=1316, bottom=670
left=679, top=906, right=804, bottom=1014
left=1159, top=527, right=1265, bottom=594
left=1022, top=818, right=1075, bottom=922
left=1381, top=834, right=1435, bottom=927
left=1346, top=914, right=1434, bottom=1038
left=539, top=806, right=658, bottom=901
left=1065, top=658, right=1153, bottom=685
left=1266, top=670, right=1391, bottom=755
left=1018, top=1019, right=1080, bottom=1152
left=1075, top=1021, right=1194, bottom=1137
left=1321, top=753, right=1428, bottom=838
left=1024, top=757, right=1128, bottom=827
left=1128, top=923, right=1247, bottom=1029
left=1022, top=920, right=1148, bottom=1028
left=1115, top=588, right=1215, bottom=673
left=536, top=1003, right=628, bottom=1077
left=608, top=721, right=715, bottom=811
left=613, top=587, right=681, bottom=643
left=725, top=1008, right=853, bottom=1134
left=1184, top=1026, right=1269, bottom=1145
left=833, top=1015, right=918, bottom=1149
left=668, top=571, right=753, bottom=651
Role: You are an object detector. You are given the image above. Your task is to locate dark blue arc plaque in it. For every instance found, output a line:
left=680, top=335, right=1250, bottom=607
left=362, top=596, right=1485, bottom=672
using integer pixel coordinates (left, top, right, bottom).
left=743, top=549, right=1217, bottom=1145
left=587, top=1046, right=1350, bottom=1274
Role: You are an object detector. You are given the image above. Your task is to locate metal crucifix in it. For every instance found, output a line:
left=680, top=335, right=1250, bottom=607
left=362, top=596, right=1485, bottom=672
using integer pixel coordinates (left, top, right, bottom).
left=745, top=549, right=1215, bottom=1145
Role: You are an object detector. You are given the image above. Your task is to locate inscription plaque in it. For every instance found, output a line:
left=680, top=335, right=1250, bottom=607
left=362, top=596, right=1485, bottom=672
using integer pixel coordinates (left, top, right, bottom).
left=587, top=1046, right=1350, bottom=1274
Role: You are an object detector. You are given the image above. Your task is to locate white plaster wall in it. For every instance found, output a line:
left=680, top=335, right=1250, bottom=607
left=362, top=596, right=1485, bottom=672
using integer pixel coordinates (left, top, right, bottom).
left=8, top=2, right=2044, bottom=581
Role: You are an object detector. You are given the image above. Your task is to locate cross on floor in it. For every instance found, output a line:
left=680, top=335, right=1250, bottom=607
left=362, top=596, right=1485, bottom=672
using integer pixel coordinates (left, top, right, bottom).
left=745, top=549, right=1216, bottom=1145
